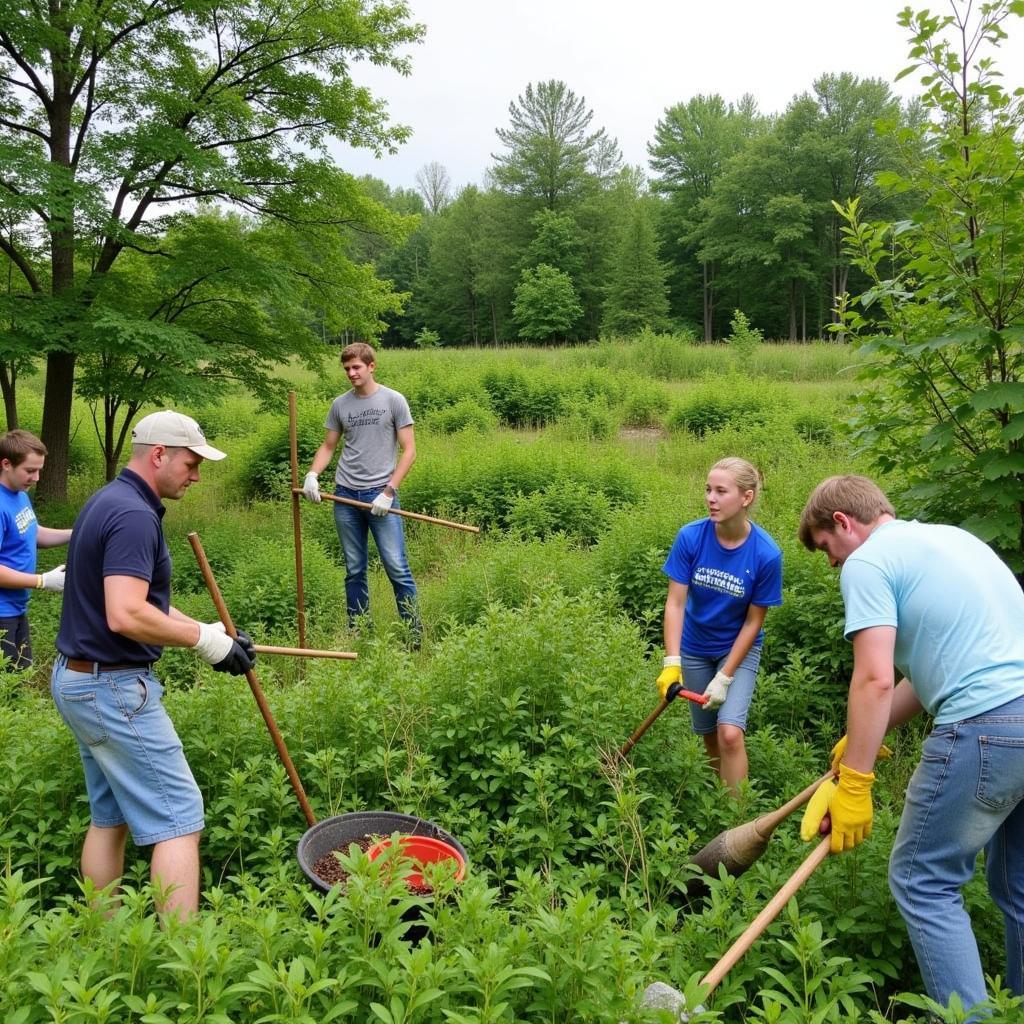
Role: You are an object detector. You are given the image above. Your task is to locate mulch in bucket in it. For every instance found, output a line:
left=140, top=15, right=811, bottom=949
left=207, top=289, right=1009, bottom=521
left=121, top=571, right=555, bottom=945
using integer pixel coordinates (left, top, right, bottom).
left=297, top=810, right=468, bottom=895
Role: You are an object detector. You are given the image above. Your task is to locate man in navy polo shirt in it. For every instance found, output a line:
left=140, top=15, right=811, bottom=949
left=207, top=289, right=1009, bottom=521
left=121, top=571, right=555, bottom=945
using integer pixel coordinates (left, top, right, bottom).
left=0, top=430, right=72, bottom=668
left=51, top=410, right=256, bottom=919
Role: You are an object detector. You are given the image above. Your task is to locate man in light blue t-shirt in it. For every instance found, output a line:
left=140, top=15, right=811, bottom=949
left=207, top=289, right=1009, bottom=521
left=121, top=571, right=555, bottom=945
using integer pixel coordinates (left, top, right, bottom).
left=797, top=474, right=1024, bottom=1015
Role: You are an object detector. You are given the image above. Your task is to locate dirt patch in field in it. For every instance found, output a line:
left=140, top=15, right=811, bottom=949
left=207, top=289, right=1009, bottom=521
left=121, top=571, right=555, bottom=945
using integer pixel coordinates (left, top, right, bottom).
left=618, top=426, right=666, bottom=444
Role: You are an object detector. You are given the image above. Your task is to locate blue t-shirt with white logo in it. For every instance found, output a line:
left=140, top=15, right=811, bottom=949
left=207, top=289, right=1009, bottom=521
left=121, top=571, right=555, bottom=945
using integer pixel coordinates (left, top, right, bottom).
left=0, top=483, right=38, bottom=616
left=663, top=518, right=783, bottom=657
left=840, top=519, right=1024, bottom=724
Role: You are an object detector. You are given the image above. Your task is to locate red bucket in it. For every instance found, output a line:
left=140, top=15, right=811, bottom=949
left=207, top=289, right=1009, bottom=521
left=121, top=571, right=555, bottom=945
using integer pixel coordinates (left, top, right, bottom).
left=366, top=834, right=467, bottom=888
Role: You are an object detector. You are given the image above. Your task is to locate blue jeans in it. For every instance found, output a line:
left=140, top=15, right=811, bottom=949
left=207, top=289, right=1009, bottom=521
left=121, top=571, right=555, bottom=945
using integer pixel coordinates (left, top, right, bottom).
left=50, top=657, right=204, bottom=845
left=889, top=692, right=1024, bottom=1012
left=681, top=645, right=762, bottom=734
left=334, top=485, right=420, bottom=632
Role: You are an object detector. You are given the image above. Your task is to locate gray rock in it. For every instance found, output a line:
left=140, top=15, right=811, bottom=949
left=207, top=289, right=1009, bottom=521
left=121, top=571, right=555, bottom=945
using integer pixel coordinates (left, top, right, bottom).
left=633, top=981, right=705, bottom=1021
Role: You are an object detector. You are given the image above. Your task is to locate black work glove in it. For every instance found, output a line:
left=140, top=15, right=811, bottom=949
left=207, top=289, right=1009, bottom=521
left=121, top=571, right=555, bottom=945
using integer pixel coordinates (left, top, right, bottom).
left=212, top=634, right=256, bottom=675
left=233, top=628, right=257, bottom=661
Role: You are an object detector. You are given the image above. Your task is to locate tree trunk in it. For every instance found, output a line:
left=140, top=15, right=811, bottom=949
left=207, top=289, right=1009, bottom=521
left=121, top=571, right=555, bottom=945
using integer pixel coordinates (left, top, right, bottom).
left=801, top=286, right=807, bottom=343
left=788, top=279, right=797, bottom=341
left=702, top=261, right=714, bottom=342
left=38, top=350, right=76, bottom=500
left=0, top=364, right=18, bottom=429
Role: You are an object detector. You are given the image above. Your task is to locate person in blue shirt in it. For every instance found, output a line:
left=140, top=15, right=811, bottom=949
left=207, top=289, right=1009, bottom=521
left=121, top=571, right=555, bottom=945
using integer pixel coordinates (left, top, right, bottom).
left=0, top=430, right=72, bottom=669
left=657, top=457, right=783, bottom=792
left=798, top=474, right=1024, bottom=1015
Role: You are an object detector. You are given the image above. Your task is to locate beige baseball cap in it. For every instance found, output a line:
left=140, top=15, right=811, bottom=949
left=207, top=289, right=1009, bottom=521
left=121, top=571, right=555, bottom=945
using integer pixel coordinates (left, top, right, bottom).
left=131, top=411, right=226, bottom=461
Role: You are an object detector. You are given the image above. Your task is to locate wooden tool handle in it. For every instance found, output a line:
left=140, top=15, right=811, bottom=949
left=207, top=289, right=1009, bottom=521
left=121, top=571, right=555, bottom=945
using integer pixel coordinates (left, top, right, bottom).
left=293, top=488, right=481, bottom=533
left=700, top=837, right=831, bottom=994
left=754, top=770, right=834, bottom=839
left=188, top=531, right=316, bottom=827
left=288, top=392, right=307, bottom=649
left=253, top=644, right=357, bottom=660
left=619, top=698, right=672, bottom=757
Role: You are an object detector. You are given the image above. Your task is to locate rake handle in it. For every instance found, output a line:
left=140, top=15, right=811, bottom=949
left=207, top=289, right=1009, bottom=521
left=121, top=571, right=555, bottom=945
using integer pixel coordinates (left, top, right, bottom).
left=253, top=644, right=357, bottom=660
left=618, top=687, right=709, bottom=758
left=293, top=488, right=480, bottom=533
left=753, top=770, right=835, bottom=840
left=700, top=837, right=831, bottom=994
left=188, top=532, right=316, bottom=827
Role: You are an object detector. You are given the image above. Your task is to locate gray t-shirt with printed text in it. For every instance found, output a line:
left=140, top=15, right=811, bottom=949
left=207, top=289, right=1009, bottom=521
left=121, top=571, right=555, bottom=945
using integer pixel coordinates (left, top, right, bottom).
left=326, top=385, right=414, bottom=489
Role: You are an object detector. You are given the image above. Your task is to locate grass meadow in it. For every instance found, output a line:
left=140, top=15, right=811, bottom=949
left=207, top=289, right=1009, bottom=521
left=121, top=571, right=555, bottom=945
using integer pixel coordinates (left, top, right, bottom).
left=1, top=338, right=1016, bottom=1023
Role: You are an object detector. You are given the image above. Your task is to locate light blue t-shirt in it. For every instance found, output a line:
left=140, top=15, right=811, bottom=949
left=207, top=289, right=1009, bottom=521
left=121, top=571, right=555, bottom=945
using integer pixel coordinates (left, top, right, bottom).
left=663, top=518, right=783, bottom=657
left=0, top=483, right=37, bottom=616
left=840, top=519, right=1024, bottom=724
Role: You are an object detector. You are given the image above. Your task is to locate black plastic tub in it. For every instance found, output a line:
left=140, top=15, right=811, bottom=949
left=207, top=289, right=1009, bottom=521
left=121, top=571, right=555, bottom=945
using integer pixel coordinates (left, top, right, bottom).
left=297, top=810, right=468, bottom=895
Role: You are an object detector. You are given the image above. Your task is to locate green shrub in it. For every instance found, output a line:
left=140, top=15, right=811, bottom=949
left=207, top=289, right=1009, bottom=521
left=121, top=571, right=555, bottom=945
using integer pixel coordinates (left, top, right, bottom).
left=619, top=379, right=669, bottom=428
left=481, top=366, right=567, bottom=427
left=429, top=398, right=498, bottom=434
left=726, top=308, right=763, bottom=367
left=242, top=407, right=326, bottom=500
left=556, top=395, right=617, bottom=441
left=792, top=408, right=835, bottom=445
left=667, top=375, right=779, bottom=438
left=507, top=481, right=614, bottom=544
left=632, top=326, right=697, bottom=380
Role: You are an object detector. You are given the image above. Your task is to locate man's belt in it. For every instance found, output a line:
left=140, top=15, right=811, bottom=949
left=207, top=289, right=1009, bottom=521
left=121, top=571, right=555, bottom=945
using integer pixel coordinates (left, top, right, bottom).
left=65, top=658, right=151, bottom=674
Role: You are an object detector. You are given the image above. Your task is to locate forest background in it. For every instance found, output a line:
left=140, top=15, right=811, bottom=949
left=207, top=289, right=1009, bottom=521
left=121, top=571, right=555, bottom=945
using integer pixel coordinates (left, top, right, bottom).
left=2, top=0, right=1024, bottom=1020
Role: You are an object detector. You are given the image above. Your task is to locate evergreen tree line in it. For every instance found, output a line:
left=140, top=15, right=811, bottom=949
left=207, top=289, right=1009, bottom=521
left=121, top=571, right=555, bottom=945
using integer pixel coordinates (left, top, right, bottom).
left=365, top=74, right=924, bottom=346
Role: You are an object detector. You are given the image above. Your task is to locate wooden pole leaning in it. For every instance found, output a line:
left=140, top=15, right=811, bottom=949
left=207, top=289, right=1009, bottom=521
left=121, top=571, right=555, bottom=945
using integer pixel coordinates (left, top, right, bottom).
left=188, top=531, right=316, bottom=828
left=699, top=837, right=831, bottom=996
left=292, top=488, right=481, bottom=534
left=618, top=684, right=709, bottom=759
left=253, top=644, right=357, bottom=660
left=289, top=392, right=308, bottom=649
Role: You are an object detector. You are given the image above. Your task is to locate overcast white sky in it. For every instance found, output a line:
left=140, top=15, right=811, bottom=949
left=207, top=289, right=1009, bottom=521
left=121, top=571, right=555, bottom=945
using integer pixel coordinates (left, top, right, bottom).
left=330, top=0, right=1024, bottom=192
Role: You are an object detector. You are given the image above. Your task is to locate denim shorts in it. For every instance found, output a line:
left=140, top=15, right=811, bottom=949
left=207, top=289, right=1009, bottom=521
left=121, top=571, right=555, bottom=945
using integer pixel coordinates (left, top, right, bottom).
left=51, top=656, right=204, bottom=846
left=681, top=645, right=762, bottom=735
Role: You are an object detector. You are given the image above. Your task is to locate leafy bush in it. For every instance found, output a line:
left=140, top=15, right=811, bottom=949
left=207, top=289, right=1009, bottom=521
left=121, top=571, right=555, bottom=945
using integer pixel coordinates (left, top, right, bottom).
left=242, top=407, right=327, bottom=500
left=792, top=408, right=835, bottom=445
left=507, top=481, right=614, bottom=544
left=667, top=375, right=779, bottom=438
left=726, top=308, right=763, bottom=367
left=620, top=380, right=669, bottom=428
left=481, top=367, right=567, bottom=427
left=429, top=399, right=498, bottom=434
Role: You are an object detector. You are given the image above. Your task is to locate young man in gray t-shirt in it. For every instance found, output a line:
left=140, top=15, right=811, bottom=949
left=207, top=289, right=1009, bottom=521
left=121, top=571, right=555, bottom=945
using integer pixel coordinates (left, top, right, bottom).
left=302, top=343, right=420, bottom=641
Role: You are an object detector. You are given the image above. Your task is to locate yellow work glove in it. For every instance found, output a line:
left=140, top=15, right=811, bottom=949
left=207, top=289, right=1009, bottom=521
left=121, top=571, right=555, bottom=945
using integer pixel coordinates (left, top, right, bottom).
left=830, top=735, right=893, bottom=775
left=657, top=656, right=682, bottom=699
left=800, top=763, right=875, bottom=853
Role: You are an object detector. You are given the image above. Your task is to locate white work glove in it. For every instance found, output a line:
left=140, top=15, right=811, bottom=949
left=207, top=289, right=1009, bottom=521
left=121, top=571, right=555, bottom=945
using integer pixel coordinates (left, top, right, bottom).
left=703, top=670, right=733, bottom=710
left=40, top=565, right=66, bottom=592
left=370, top=490, right=394, bottom=517
left=302, top=471, right=321, bottom=503
left=192, top=621, right=235, bottom=664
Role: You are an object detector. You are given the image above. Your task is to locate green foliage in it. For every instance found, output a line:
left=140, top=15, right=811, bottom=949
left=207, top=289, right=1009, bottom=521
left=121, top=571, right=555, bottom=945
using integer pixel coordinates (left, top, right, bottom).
left=428, top=400, right=498, bottom=435
left=413, top=327, right=442, bottom=349
left=620, top=379, right=670, bottom=428
left=834, top=2, right=1024, bottom=570
left=243, top=408, right=329, bottom=500
left=726, top=309, right=764, bottom=367
left=508, top=481, right=614, bottom=544
left=512, top=264, right=584, bottom=342
left=667, top=375, right=779, bottom=438
left=601, top=201, right=671, bottom=336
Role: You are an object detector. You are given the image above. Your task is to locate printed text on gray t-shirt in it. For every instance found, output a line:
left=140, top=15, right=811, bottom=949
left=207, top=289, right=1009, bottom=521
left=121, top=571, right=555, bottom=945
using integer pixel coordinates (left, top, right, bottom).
left=326, top=386, right=414, bottom=489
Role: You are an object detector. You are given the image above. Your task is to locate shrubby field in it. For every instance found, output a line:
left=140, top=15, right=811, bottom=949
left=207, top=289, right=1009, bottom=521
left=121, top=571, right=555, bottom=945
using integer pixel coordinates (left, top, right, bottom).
left=1, top=340, right=1017, bottom=1023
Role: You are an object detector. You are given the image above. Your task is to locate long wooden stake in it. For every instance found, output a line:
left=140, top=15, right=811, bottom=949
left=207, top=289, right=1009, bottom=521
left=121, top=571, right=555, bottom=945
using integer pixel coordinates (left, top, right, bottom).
left=289, top=392, right=307, bottom=649
left=699, top=838, right=831, bottom=995
left=188, top=531, right=316, bottom=828
left=254, top=644, right=357, bottom=661
left=292, top=488, right=480, bottom=534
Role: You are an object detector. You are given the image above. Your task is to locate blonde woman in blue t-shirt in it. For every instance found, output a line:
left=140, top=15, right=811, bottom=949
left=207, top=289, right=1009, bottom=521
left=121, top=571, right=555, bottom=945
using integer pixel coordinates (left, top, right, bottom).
left=657, top=457, right=783, bottom=792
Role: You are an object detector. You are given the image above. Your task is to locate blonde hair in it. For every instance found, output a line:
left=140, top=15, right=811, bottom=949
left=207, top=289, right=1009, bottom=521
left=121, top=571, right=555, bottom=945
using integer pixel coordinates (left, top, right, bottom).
left=798, top=475, right=895, bottom=550
left=710, top=456, right=762, bottom=505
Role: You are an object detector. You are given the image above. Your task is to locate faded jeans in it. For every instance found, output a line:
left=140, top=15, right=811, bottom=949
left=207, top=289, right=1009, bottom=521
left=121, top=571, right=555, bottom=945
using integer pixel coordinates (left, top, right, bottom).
left=333, top=485, right=420, bottom=634
left=888, top=692, right=1024, bottom=1013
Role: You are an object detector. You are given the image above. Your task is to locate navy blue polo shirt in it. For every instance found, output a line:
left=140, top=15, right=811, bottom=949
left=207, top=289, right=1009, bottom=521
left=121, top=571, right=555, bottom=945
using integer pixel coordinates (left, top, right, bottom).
left=57, top=468, right=172, bottom=665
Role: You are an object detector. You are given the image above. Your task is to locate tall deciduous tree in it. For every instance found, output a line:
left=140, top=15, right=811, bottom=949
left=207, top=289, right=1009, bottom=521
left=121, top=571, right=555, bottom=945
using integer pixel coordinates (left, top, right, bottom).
left=0, top=0, right=421, bottom=497
left=649, top=94, right=761, bottom=339
left=491, top=80, right=620, bottom=210
left=511, top=264, right=582, bottom=342
left=836, top=0, right=1024, bottom=574
left=415, top=161, right=453, bottom=214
